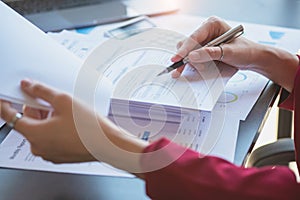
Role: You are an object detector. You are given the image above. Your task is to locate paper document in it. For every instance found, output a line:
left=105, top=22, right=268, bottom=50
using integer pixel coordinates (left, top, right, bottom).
left=48, top=29, right=106, bottom=59
left=215, top=71, right=269, bottom=120
left=202, top=111, right=240, bottom=161
left=109, top=111, right=211, bottom=153
left=0, top=108, right=238, bottom=176
left=110, top=109, right=239, bottom=162
left=0, top=2, right=235, bottom=116
left=85, top=29, right=236, bottom=115
left=0, top=2, right=80, bottom=109
left=152, top=14, right=300, bottom=120
left=0, top=2, right=112, bottom=115
left=0, top=130, right=133, bottom=177
left=61, top=14, right=274, bottom=120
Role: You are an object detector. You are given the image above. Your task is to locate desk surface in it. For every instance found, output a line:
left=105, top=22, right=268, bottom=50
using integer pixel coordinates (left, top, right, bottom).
left=0, top=0, right=299, bottom=199
left=179, top=0, right=300, bottom=29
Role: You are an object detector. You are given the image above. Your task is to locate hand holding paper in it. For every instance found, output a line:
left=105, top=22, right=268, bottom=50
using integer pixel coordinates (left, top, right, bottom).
left=0, top=2, right=113, bottom=116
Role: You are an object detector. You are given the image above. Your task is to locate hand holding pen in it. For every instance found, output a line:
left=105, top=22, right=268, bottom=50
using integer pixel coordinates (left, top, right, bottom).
left=157, top=22, right=244, bottom=78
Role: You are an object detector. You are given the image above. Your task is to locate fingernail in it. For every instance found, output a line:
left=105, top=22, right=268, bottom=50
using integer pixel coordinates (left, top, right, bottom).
left=171, top=55, right=181, bottom=62
left=21, top=79, right=32, bottom=88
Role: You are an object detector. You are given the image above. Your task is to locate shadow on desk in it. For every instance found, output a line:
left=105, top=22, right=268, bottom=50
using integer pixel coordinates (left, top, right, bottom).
left=0, top=168, right=150, bottom=200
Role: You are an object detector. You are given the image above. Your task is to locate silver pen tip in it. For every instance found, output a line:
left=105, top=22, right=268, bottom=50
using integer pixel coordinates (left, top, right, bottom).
left=156, top=69, right=168, bottom=76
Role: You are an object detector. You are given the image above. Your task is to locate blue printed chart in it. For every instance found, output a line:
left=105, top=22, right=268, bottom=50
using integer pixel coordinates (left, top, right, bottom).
left=242, top=21, right=300, bottom=53
left=215, top=70, right=269, bottom=120
left=256, top=31, right=285, bottom=46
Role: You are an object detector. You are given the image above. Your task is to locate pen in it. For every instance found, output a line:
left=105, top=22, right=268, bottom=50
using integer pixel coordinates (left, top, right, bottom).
left=156, top=24, right=244, bottom=76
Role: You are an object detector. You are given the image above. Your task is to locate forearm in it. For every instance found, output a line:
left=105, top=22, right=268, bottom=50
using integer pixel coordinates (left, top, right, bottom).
left=250, top=44, right=299, bottom=92
left=142, top=138, right=299, bottom=200
left=96, top=116, right=148, bottom=176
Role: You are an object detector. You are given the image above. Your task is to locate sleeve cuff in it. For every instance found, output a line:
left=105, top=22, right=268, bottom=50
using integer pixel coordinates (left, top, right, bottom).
left=279, top=54, right=300, bottom=110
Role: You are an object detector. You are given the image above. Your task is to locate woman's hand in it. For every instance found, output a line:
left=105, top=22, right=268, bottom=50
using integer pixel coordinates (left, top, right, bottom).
left=0, top=79, right=147, bottom=174
left=171, top=16, right=253, bottom=77
left=171, top=16, right=299, bottom=92
left=0, top=80, right=96, bottom=163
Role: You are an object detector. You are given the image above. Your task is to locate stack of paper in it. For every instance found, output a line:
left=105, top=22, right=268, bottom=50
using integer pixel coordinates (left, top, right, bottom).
left=49, top=17, right=239, bottom=161
left=0, top=2, right=235, bottom=178
left=79, top=25, right=239, bottom=161
left=1, top=1, right=300, bottom=178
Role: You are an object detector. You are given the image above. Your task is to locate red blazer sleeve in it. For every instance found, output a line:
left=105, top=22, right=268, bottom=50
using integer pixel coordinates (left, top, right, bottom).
left=141, top=55, right=300, bottom=200
left=280, top=54, right=300, bottom=110
left=141, top=139, right=299, bottom=200
left=279, top=54, right=300, bottom=170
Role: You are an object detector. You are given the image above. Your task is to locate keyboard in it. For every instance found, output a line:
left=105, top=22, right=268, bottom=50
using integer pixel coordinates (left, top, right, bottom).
left=5, top=0, right=108, bottom=15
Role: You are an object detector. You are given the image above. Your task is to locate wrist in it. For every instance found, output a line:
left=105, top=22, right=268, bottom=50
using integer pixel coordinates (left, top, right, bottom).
left=250, top=45, right=299, bottom=92
left=96, top=116, right=148, bottom=173
left=250, top=44, right=278, bottom=73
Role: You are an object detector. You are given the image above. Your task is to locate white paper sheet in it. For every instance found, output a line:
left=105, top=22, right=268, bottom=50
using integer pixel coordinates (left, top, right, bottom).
left=109, top=109, right=239, bottom=162
left=205, top=112, right=240, bottom=162
left=0, top=130, right=133, bottom=177
left=0, top=2, right=113, bottom=116
left=109, top=111, right=211, bottom=152
left=0, top=109, right=238, bottom=177
left=48, top=30, right=106, bottom=59
left=215, top=71, right=269, bottom=120
left=151, top=14, right=300, bottom=120
left=49, top=28, right=237, bottom=113
left=59, top=14, right=282, bottom=120
left=86, top=28, right=236, bottom=112
left=0, top=2, right=80, bottom=109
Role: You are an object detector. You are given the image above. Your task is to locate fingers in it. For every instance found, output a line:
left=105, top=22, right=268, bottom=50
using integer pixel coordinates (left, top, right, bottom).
left=189, top=46, right=225, bottom=63
left=175, top=37, right=201, bottom=61
left=21, top=79, right=59, bottom=105
left=171, top=66, right=184, bottom=78
left=171, top=45, right=225, bottom=78
left=170, top=17, right=232, bottom=78
left=0, top=79, right=61, bottom=135
left=171, top=38, right=199, bottom=78
left=0, top=100, right=28, bottom=131
left=23, top=106, right=41, bottom=119
left=0, top=101, right=18, bottom=125
left=0, top=100, right=52, bottom=140
left=23, top=106, right=49, bottom=119
left=176, top=40, right=184, bottom=50
left=171, top=19, right=214, bottom=61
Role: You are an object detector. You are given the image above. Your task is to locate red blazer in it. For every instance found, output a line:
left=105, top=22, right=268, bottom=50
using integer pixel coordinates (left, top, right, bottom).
left=141, top=55, right=300, bottom=200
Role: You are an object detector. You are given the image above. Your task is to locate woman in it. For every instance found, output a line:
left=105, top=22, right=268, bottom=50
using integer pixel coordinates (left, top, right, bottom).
left=1, top=17, right=300, bottom=199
